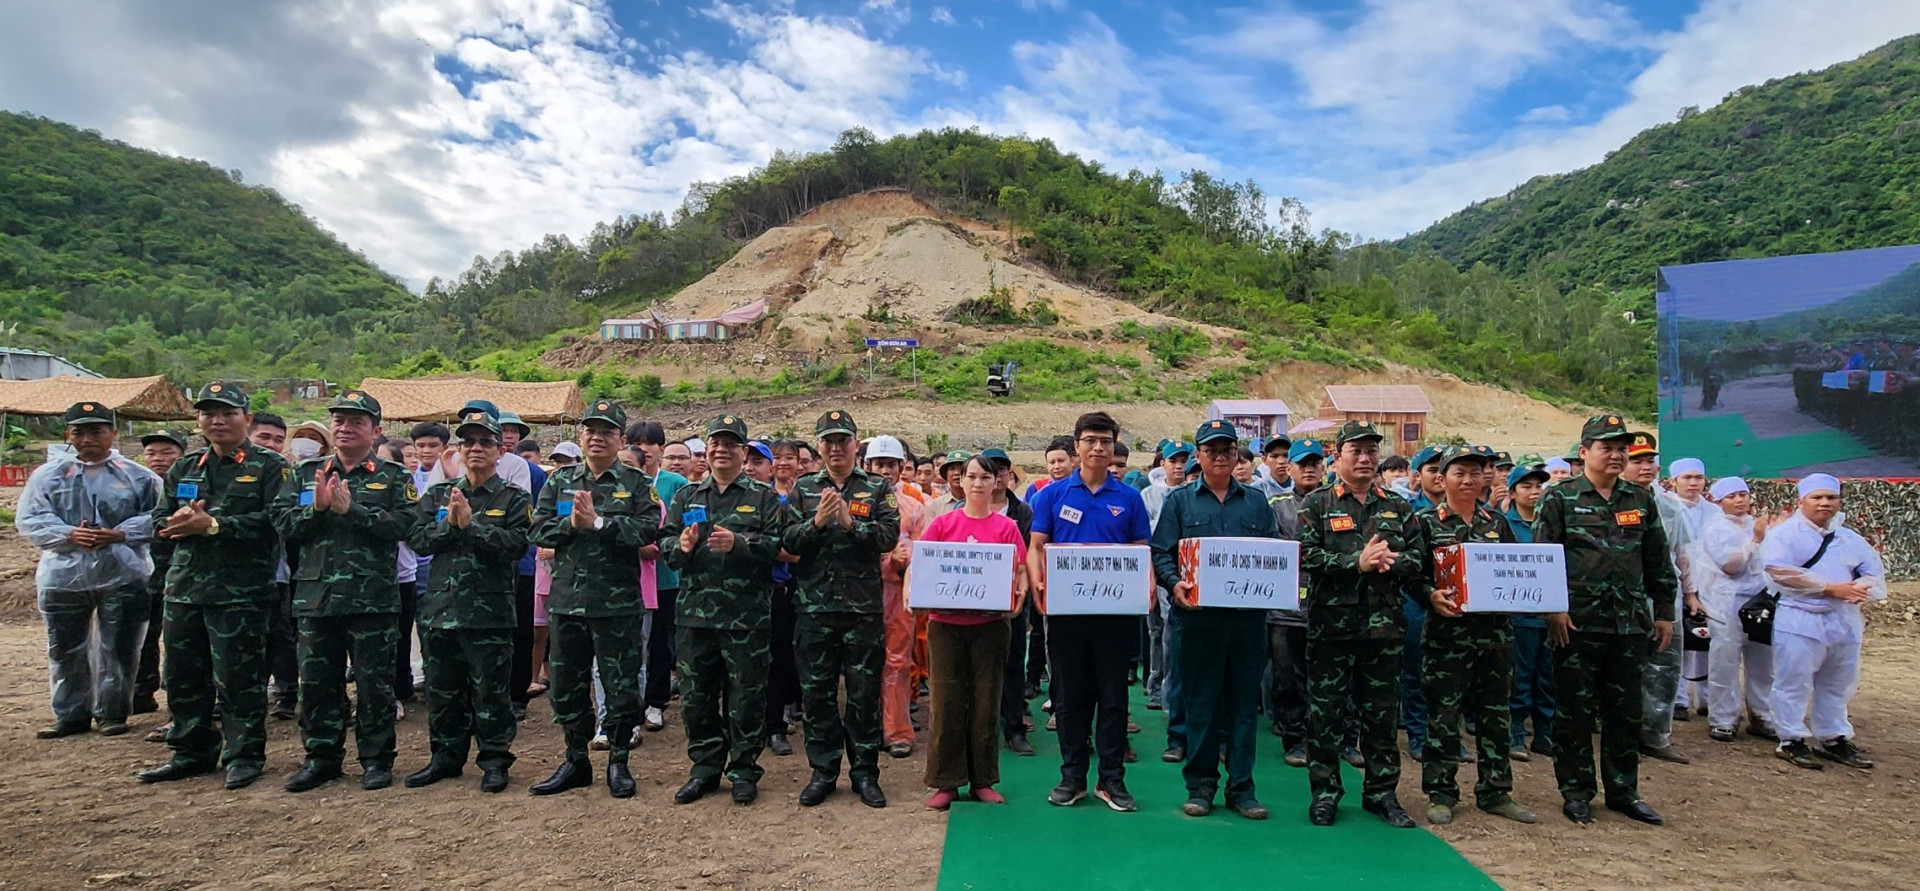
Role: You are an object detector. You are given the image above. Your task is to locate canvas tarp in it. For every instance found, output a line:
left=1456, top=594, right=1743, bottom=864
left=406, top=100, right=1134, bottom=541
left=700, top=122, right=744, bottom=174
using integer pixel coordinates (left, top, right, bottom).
left=354, top=378, right=586, bottom=424
left=0, top=375, right=194, bottom=420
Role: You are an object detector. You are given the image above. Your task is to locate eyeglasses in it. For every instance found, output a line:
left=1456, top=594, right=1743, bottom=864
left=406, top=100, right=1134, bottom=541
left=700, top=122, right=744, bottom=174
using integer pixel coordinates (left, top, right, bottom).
left=1077, top=436, right=1116, bottom=447
left=458, top=437, right=500, bottom=448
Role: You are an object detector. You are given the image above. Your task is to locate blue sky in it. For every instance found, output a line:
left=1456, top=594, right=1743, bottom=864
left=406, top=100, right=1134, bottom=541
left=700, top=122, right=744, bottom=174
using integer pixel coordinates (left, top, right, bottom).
left=2, top=0, right=1917, bottom=285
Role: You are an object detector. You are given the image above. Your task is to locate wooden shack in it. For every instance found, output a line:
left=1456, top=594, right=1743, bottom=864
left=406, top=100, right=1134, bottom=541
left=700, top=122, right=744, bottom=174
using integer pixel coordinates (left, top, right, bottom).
left=1317, top=385, right=1433, bottom=457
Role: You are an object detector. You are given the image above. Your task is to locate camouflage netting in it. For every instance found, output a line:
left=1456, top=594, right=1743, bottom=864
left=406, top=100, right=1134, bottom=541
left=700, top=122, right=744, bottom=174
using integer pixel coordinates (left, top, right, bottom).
left=1743, top=479, right=1920, bottom=580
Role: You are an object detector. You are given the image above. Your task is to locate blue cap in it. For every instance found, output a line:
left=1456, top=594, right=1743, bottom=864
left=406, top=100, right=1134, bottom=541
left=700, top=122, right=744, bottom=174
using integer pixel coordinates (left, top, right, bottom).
left=747, top=440, right=773, bottom=462
left=1288, top=439, right=1325, bottom=463
left=1183, top=457, right=1201, bottom=477
left=1507, top=465, right=1549, bottom=489
left=1411, top=444, right=1444, bottom=470
left=1259, top=434, right=1291, bottom=454
left=1194, top=420, right=1237, bottom=445
left=1163, top=441, right=1194, bottom=460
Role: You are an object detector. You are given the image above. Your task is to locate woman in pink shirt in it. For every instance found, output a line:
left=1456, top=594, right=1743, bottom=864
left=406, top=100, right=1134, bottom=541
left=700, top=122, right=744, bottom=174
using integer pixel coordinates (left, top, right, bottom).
left=916, top=455, right=1029, bottom=809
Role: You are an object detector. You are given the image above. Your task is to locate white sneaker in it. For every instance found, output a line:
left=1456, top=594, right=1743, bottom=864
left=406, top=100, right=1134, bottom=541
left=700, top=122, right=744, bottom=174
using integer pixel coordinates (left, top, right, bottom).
left=644, top=707, right=665, bottom=731
left=590, top=733, right=610, bottom=751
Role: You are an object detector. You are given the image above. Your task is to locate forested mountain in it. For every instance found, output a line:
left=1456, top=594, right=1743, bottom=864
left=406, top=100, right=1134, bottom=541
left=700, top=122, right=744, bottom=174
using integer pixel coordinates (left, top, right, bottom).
left=1404, top=35, right=1920, bottom=290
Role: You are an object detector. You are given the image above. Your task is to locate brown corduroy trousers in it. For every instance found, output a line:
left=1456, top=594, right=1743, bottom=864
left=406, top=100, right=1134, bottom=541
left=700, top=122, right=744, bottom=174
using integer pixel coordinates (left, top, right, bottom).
left=924, top=618, right=1011, bottom=790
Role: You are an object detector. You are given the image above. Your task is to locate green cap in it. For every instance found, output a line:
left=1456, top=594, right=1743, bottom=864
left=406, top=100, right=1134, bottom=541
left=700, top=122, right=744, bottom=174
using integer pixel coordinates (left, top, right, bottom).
left=329, top=389, right=383, bottom=423
left=1194, top=419, right=1237, bottom=446
left=939, top=449, right=972, bottom=471
left=1335, top=420, right=1384, bottom=445
left=194, top=380, right=250, bottom=410
left=1580, top=413, right=1631, bottom=444
left=581, top=397, right=626, bottom=430
left=1562, top=445, right=1583, bottom=463
left=1471, top=444, right=1497, bottom=462
left=980, top=447, right=1012, bottom=467
left=454, top=407, right=502, bottom=439
left=497, top=410, right=531, bottom=435
left=140, top=428, right=187, bottom=449
left=1493, top=450, right=1514, bottom=468
left=815, top=410, right=858, bottom=438
left=1441, top=444, right=1491, bottom=471
left=1519, top=452, right=1545, bottom=468
left=64, top=401, right=115, bottom=427
left=706, top=413, right=748, bottom=443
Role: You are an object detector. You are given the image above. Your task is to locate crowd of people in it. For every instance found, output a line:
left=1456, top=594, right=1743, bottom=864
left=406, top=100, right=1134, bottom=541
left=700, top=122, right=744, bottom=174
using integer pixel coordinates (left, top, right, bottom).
left=14, top=385, right=1888, bottom=827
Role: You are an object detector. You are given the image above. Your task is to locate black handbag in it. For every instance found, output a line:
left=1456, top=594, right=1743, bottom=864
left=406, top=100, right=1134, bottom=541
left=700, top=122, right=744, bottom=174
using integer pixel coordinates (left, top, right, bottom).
left=1739, top=531, right=1835, bottom=646
left=1683, top=610, right=1711, bottom=652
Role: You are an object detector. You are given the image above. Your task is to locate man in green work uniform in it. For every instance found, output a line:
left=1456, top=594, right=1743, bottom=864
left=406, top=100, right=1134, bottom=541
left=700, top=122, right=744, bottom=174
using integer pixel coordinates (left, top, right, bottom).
left=1298, top=421, right=1427, bottom=828
left=137, top=382, right=287, bottom=790
left=1414, top=446, right=1536, bottom=825
left=405, top=408, right=532, bottom=794
left=783, top=410, right=901, bottom=808
left=273, top=390, right=417, bottom=793
left=663, top=415, right=798, bottom=806
left=1535, top=415, right=1677, bottom=826
left=528, top=398, right=658, bottom=798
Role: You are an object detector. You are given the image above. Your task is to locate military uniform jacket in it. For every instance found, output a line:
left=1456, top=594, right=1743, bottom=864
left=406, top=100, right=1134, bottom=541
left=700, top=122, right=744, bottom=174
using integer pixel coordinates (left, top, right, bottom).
left=1299, top=481, right=1428, bottom=641
left=1416, top=503, right=1516, bottom=645
left=156, top=445, right=288, bottom=604
left=410, top=475, right=532, bottom=630
left=662, top=474, right=796, bottom=632
left=530, top=461, right=658, bottom=618
left=273, top=454, right=415, bottom=617
left=1533, top=475, right=1677, bottom=635
left=782, top=468, right=900, bottom=615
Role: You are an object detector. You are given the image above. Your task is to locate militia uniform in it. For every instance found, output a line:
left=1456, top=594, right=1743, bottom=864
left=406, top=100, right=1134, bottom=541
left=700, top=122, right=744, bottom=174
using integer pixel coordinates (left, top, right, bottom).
left=663, top=415, right=797, bottom=805
left=1534, top=415, right=1676, bottom=825
left=1298, top=421, right=1427, bottom=827
left=782, top=411, right=901, bottom=808
left=273, top=391, right=417, bottom=792
left=528, top=399, right=658, bottom=798
left=405, top=410, right=532, bottom=793
left=138, top=383, right=287, bottom=790
left=1413, top=447, right=1532, bottom=823
left=133, top=428, right=189, bottom=714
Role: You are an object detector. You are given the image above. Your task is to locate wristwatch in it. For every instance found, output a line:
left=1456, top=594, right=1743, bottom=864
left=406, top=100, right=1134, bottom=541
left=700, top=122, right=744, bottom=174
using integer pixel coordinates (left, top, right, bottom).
left=592, top=516, right=606, bottom=531
left=207, top=516, right=222, bottom=537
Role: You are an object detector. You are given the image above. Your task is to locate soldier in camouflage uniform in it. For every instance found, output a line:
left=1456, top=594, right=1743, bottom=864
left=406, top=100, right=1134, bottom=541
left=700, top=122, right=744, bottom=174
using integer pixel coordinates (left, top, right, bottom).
left=136, top=383, right=287, bottom=790
left=663, top=415, right=798, bottom=806
left=1534, top=415, right=1677, bottom=826
left=1298, top=420, right=1427, bottom=828
left=1413, top=446, right=1536, bottom=825
left=273, top=391, right=418, bottom=793
left=528, top=399, right=658, bottom=799
left=133, top=428, right=188, bottom=717
left=782, top=410, right=901, bottom=809
left=404, top=409, right=532, bottom=794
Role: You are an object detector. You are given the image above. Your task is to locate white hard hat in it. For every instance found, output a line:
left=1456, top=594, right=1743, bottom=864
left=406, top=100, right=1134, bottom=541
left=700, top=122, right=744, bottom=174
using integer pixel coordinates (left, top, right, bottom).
left=866, top=435, right=906, bottom=461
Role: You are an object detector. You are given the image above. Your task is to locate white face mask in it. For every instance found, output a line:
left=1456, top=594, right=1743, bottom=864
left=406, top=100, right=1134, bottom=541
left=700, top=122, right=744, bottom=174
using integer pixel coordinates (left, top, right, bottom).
left=289, top=438, right=322, bottom=460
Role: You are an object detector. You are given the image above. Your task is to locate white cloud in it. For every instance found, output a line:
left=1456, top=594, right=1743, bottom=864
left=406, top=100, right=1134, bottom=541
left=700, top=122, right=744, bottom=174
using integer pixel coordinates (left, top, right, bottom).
left=931, top=6, right=955, bottom=25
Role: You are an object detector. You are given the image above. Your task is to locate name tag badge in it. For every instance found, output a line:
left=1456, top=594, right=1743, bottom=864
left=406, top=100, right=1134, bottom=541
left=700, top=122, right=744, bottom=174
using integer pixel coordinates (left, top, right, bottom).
left=1059, top=506, right=1084, bottom=524
left=1329, top=515, right=1356, bottom=532
left=556, top=490, right=575, bottom=516
left=299, top=489, right=315, bottom=507
left=175, top=482, right=199, bottom=500
left=849, top=501, right=872, bottom=518
left=437, top=507, right=450, bottom=522
left=683, top=504, right=708, bottom=525
left=1615, top=510, right=1642, bottom=527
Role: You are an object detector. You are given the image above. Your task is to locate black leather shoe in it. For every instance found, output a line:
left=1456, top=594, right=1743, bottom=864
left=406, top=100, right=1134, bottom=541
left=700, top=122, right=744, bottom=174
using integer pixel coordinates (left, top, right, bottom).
left=607, top=763, right=636, bottom=799
left=799, top=773, right=836, bottom=806
left=1228, top=798, right=1269, bottom=821
left=1607, top=800, right=1664, bottom=825
left=1362, top=795, right=1416, bottom=828
left=1161, top=746, right=1185, bottom=763
left=284, top=764, right=343, bottom=793
left=138, top=760, right=215, bottom=783
left=674, top=776, right=720, bottom=804
left=530, top=760, right=593, bottom=796
left=852, top=777, right=887, bottom=809
left=731, top=779, right=758, bottom=804
left=360, top=766, right=393, bottom=790
left=36, top=722, right=90, bottom=739
left=224, top=762, right=262, bottom=790
left=1562, top=800, right=1594, bottom=824
left=768, top=733, right=793, bottom=756
left=1006, top=733, right=1036, bottom=756
left=1308, top=800, right=1338, bottom=826
left=480, top=768, right=509, bottom=793
left=132, top=694, right=160, bottom=715
left=404, top=764, right=463, bottom=788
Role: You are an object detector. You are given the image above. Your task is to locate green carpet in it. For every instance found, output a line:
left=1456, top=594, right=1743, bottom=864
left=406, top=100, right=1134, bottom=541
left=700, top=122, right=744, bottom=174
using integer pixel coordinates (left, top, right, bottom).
left=1659, top=413, right=1873, bottom=478
left=936, top=687, right=1497, bottom=891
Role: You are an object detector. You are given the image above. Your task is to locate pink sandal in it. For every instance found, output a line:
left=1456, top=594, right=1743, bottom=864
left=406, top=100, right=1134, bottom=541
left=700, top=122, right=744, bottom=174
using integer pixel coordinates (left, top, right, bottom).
left=973, top=786, right=1006, bottom=804
left=926, top=789, right=958, bottom=810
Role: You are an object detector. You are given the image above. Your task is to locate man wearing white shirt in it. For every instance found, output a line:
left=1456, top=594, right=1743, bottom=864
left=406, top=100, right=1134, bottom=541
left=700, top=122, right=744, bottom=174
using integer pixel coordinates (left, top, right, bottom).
left=1763, top=474, right=1884, bottom=770
left=1696, top=477, right=1780, bottom=742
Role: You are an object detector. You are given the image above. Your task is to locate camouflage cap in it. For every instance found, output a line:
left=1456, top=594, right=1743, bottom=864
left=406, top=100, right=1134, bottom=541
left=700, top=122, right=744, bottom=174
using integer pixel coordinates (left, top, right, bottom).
left=1580, top=413, right=1632, bottom=444
left=706, top=414, right=748, bottom=443
left=581, top=398, right=625, bottom=430
left=1627, top=431, right=1658, bottom=457
left=64, top=401, right=115, bottom=427
left=1471, top=444, right=1498, bottom=461
left=1441, top=444, right=1492, bottom=471
left=815, top=410, right=858, bottom=438
left=1335, top=419, right=1384, bottom=445
left=939, top=449, right=972, bottom=471
left=1519, top=452, right=1546, bottom=468
left=454, top=407, right=502, bottom=439
left=139, top=428, right=188, bottom=449
left=1194, top=419, right=1237, bottom=445
left=1493, top=450, right=1515, bottom=468
left=194, top=380, right=250, bottom=410
left=1562, top=445, right=1584, bottom=463
left=328, top=389, right=382, bottom=423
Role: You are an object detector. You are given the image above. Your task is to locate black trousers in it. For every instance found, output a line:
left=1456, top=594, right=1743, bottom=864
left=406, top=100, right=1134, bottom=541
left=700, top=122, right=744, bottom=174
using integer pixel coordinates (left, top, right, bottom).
left=1024, top=600, right=1048, bottom=689
left=510, top=573, right=535, bottom=706
left=764, top=581, right=801, bottom=732
left=645, top=588, right=680, bottom=709
left=1049, top=614, right=1137, bottom=789
left=1266, top=623, right=1309, bottom=746
left=266, top=583, right=299, bottom=708
left=1002, top=606, right=1029, bottom=739
left=393, top=581, right=418, bottom=701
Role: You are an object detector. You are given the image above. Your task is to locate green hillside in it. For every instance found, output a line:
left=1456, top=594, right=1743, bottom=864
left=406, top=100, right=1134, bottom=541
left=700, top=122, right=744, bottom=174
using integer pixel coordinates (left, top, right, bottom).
left=1403, top=35, right=1920, bottom=290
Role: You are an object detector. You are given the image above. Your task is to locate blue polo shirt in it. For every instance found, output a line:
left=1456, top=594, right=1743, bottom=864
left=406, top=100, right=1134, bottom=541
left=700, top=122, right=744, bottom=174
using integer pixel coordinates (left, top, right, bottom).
left=1030, top=470, right=1151, bottom=544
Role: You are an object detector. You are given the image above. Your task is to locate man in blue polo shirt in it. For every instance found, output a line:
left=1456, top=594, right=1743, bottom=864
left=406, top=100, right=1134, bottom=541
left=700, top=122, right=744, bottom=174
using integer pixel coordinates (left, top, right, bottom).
left=1029, top=411, right=1152, bottom=813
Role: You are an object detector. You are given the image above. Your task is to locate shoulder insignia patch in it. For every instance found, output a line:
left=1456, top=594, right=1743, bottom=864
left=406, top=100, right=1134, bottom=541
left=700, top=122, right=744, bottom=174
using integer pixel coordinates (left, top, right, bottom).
left=282, top=468, right=293, bottom=482
left=884, top=494, right=898, bottom=508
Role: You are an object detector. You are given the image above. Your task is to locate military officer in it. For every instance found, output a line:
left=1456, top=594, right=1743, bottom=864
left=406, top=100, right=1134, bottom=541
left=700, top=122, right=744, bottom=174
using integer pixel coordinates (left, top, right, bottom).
left=137, top=382, right=287, bottom=790
left=782, top=410, right=901, bottom=808
left=528, top=398, right=658, bottom=798
left=273, top=390, right=418, bottom=793
left=404, top=408, right=532, bottom=794
left=663, top=415, right=798, bottom=806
